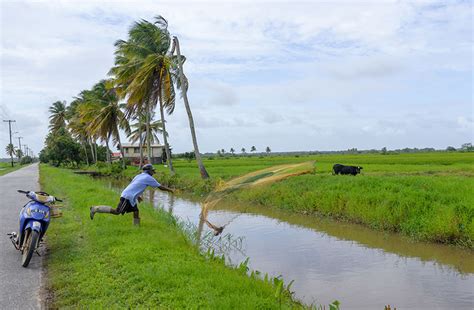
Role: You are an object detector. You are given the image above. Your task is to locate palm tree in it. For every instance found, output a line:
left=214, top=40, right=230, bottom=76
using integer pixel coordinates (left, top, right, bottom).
left=110, top=16, right=175, bottom=174
left=172, top=35, right=209, bottom=179
left=266, top=146, right=271, bottom=154
left=241, top=147, right=246, bottom=154
left=230, top=148, right=235, bottom=155
left=5, top=143, right=15, bottom=158
left=48, top=101, right=67, bottom=133
left=72, top=90, right=102, bottom=163
left=250, top=146, right=256, bottom=153
left=128, top=116, right=167, bottom=166
left=128, top=118, right=166, bottom=145
left=15, top=148, right=23, bottom=160
left=68, top=95, right=94, bottom=165
left=87, top=80, right=130, bottom=168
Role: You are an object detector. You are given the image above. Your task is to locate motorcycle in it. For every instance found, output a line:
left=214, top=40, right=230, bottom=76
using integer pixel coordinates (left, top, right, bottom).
left=7, top=190, right=62, bottom=267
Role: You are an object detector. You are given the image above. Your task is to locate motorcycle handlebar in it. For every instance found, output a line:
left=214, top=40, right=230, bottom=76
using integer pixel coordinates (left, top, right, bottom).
left=17, top=190, right=62, bottom=202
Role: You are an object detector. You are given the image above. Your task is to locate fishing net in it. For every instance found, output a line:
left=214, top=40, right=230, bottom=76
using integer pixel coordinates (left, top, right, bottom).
left=200, top=161, right=315, bottom=235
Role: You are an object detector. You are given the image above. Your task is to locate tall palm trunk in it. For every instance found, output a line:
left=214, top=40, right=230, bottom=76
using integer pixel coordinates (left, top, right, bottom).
left=116, top=128, right=126, bottom=169
left=93, top=140, right=98, bottom=163
left=145, top=105, right=152, bottom=164
left=82, top=141, right=89, bottom=166
left=105, top=133, right=112, bottom=164
left=158, top=100, right=174, bottom=174
left=88, top=138, right=96, bottom=163
left=173, top=36, right=209, bottom=179
left=138, top=117, right=144, bottom=169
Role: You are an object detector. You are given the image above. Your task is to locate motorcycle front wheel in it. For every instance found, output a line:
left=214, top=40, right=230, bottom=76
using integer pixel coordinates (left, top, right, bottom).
left=21, top=230, right=39, bottom=267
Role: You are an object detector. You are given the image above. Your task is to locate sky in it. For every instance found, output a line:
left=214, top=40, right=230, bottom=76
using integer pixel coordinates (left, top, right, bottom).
left=0, top=0, right=472, bottom=155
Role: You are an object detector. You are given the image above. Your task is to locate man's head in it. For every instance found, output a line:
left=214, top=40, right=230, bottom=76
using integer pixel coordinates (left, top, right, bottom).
left=142, top=164, right=156, bottom=175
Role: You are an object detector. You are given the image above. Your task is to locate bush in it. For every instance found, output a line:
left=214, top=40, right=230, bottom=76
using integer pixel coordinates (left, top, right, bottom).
left=110, top=162, right=124, bottom=175
left=20, top=156, right=33, bottom=165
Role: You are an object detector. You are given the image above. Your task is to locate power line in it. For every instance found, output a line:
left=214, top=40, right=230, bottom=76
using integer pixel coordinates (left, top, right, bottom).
left=3, top=119, right=16, bottom=167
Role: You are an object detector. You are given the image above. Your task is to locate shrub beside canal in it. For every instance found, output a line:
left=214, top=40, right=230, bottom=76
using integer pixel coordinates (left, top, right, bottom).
left=39, top=165, right=300, bottom=308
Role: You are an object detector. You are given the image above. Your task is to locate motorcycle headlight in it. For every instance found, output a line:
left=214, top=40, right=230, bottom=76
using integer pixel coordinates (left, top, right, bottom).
left=26, top=207, right=32, bottom=216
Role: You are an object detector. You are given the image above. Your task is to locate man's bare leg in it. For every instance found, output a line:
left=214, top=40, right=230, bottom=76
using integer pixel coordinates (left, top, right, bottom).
left=90, top=206, right=120, bottom=219
left=133, top=210, right=140, bottom=226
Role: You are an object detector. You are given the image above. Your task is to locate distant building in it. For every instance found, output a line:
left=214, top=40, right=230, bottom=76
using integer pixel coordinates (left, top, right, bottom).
left=120, top=143, right=165, bottom=165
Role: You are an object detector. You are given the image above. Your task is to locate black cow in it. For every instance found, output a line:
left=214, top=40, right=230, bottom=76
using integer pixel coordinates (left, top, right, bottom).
left=333, top=164, right=363, bottom=176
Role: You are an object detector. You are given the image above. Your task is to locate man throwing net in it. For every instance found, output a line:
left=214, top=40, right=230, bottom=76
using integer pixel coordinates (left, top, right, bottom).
left=90, top=164, right=174, bottom=225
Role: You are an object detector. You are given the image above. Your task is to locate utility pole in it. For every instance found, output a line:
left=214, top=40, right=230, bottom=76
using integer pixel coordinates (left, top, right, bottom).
left=3, top=119, right=16, bottom=167
left=17, top=136, right=23, bottom=159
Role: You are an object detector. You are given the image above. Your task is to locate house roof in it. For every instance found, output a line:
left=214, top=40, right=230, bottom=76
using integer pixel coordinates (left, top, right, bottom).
left=121, top=143, right=164, bottom=148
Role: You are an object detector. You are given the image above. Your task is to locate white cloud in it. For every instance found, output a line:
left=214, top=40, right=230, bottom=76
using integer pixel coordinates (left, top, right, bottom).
left=1, top=0, right=472, bottom=153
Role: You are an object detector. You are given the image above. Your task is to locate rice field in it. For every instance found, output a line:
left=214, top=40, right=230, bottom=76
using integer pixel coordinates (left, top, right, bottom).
left=151, top=152, right=474, bottom=247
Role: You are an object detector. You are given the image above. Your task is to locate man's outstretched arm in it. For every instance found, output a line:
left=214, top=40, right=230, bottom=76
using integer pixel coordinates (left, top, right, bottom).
left=158, top=184, right=174, bottom=193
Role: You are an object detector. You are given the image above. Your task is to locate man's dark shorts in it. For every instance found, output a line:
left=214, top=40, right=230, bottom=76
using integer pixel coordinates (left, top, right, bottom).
left=117, top=197, right=138, bottom=214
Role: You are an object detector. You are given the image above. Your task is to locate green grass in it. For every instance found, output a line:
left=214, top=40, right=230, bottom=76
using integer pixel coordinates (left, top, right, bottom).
left=231, top=174, right=474, bottom=246
left=87, top=152, right=474, bottom=246
left=40, top=165, right=301, bottom=308
left=0, top=162, right=24, bottom=176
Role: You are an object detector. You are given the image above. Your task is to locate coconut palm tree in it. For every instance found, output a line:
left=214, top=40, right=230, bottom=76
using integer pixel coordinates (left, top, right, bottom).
left=48, top=101, right=67, bottom=133
left=172, top=35, right=209, bottom=179
left=87, top=80, right=130, bottom=168
left=15, top=148, right=23, bottom=160
left=110, top=16, right=175, bottom=174
left=77, top=89, right=107, bottom=164
left=5, top=143, right=15, bottom=157
left=68, top=94, right=95, bottom=165
left=128, top=118, right=166, bottom=145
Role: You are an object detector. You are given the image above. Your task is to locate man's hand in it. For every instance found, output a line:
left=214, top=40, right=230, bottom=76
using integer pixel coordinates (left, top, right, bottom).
left=158, top=185, right=175, bottom=194
left=137, top=196, right=143, bottom=202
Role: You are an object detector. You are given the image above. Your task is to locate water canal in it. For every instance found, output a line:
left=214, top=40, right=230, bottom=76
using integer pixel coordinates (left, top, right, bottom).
left=110, top=180, right=473, bottom=309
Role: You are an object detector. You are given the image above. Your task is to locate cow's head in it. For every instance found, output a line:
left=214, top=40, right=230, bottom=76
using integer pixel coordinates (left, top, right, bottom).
left=357, top=166, right=363, bottom=173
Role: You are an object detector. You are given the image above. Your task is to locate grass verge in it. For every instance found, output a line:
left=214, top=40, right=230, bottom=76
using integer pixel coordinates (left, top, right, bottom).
left=0, top=162, right=26, bottom=176
left=40, top=165, right=301, bottom=308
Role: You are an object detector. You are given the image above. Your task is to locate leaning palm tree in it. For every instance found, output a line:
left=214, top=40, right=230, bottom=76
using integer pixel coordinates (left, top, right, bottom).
left=77, top=89, right=107, bottom=164
left=110, top=16, right=175, bottom=173
left=48, top=101, right=67, bottom=133
left=68, top=94, right=95, bottom=165
left=68, top=114, right=91, bottom=165
left=87, top=80, right=130, bottom=168
left=171, top=35, right=210, bottom=179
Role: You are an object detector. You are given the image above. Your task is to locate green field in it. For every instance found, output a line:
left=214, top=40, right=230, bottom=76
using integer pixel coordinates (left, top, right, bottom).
left=40, top=165, right=303, bottom=308
left=0, top=162, right=24, bottom=176
left=123, top=152, right=473, bottom=247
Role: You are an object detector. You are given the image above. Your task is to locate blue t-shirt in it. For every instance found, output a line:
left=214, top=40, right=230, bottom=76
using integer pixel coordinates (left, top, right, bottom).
left=121, top=173, right=161, bottom=206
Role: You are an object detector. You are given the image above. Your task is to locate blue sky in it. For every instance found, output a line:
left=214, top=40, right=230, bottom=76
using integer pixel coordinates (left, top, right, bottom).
left=1, top=0, right=472, bottom=154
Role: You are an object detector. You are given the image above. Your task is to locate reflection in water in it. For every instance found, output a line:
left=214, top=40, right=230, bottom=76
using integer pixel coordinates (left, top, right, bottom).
left=107, top=179, right=474, bottom=308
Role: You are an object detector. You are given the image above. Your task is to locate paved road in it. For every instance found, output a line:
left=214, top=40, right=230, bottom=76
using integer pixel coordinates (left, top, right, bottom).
left=0, top=163, right=41, bottom=309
